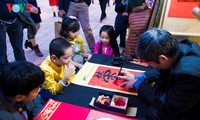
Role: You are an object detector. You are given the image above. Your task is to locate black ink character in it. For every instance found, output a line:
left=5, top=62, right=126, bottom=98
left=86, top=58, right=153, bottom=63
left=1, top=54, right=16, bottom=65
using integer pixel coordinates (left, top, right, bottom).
left=94, top=69, right=117, bottom=82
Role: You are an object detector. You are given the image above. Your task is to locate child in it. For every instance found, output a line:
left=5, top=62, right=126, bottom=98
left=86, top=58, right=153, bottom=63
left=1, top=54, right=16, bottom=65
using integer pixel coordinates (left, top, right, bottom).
left=39, top=37, right=75, bottom=101
left=0, top=61, right=45, bottom=119
left=94, top=25, right=120, bottom=56
left=60, top=16, right=91, bottom=71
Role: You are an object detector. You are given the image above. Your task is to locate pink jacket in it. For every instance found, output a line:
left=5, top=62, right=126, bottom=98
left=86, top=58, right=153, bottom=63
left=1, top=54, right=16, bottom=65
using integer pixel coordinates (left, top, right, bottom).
left=94, top=40, right=114, bottom=56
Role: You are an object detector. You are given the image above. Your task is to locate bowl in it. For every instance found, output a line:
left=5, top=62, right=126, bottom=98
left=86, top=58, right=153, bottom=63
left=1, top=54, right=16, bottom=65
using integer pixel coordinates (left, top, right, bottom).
left=112, top=57, right=124, bottom=66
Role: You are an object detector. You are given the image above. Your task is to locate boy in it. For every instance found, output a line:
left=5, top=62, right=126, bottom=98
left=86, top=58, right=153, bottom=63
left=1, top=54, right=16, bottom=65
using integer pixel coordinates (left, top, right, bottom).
left=0, top=61, right=45, bottom=120
left=39, top=37, right=75, bottom=101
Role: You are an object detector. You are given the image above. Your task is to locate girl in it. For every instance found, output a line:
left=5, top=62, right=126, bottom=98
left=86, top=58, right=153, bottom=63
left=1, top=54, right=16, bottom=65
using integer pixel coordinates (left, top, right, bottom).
left=60, top=16, right=91, bottom=71
left=94, top=25, right=120, bottom=56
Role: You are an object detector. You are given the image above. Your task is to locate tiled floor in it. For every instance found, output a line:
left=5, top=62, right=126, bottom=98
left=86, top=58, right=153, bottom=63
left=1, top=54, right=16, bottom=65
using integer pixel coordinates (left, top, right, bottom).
left=6, top=0, right=117, bottom=65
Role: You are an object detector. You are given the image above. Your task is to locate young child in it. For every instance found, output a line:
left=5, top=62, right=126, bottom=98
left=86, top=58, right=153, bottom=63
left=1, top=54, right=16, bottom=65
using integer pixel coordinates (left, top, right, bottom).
left=39, top=37, right=75, bottom=101
left=94, top=25, right=120, bottom=56
left=60, top=16, right=91, bottom=70
left=0, top=61, right=45, bottom=119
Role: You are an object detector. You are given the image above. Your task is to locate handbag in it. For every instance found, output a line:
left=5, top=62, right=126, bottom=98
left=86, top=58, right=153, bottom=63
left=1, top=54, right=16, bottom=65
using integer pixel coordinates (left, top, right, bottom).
left=54, top=21, right=62, bottom=38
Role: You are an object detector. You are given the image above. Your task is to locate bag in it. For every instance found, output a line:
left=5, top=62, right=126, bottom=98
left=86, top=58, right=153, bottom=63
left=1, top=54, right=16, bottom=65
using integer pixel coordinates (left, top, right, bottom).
left=54, top=21, right=62, bottom=38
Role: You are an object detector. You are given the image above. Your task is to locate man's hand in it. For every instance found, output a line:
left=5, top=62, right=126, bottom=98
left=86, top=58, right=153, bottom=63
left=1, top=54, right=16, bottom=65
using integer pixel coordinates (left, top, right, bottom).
left=118, top=70, right=136, bottom=90
left=120, top=79, right=137, bottom=90
left=58, top=9, right=66, bottom=18
left=118, top=70, right=134, bottom=81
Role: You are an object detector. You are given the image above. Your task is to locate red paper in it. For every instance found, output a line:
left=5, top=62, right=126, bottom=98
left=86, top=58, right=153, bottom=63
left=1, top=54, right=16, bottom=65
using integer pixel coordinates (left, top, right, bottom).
left=34, top=99, right=90, bottom=120
left=88, top=66, right=141, bottom=93
left=34, top=99, right=137, bottom=120
left=168, top=0, right=199, bottom=18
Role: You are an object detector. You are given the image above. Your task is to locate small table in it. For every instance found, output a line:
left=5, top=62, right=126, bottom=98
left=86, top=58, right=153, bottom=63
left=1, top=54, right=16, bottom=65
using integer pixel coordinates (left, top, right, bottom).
left=58, top=54, right=150, bottom=119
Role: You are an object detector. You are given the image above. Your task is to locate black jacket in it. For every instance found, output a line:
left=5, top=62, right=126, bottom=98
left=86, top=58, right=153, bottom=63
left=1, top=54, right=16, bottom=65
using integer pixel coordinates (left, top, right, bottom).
left=139, top=39, right=200, bottom=119
left=0, top=0, right=16, bottom=20
left=114, top=0, right=128, bottom=31
left=59, top=0, right=91, bottom=14
left=115, top=0, right=127, bottom=14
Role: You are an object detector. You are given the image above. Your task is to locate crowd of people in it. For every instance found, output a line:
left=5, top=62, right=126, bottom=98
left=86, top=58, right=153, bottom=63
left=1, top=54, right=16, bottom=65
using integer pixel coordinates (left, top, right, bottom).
left=1, top=0, right=200, bottom=120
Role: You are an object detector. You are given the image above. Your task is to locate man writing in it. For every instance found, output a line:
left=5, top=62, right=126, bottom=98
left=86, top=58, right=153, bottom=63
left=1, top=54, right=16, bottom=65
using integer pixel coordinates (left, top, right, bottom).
left=120, top=28, right=200, bottom=120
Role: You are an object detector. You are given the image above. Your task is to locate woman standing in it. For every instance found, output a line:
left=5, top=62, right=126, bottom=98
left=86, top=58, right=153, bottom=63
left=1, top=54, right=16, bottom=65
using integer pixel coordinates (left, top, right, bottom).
left=25, top=0, right=43, bottom=57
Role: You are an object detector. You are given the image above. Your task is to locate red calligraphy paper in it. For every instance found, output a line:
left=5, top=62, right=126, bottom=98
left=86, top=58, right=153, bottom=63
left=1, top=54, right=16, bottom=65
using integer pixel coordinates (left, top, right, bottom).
left=88, top=66, right=141, bottom=93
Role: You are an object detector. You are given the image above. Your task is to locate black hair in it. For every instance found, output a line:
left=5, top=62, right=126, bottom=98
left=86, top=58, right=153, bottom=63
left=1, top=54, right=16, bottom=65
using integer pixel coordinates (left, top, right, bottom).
left=136, top=28, right=178, bottom=63
left=60, top=16, right=80, bottom=38
left=49, top=37, right=72, bottom=58
left=98, top=25, right=120, bottom=56
left=0, top=61, right=45, bottom=97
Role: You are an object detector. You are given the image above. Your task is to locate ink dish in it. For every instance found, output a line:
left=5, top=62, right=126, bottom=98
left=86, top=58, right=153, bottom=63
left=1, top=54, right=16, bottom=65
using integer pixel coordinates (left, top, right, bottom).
left=112, top=57, right=124, bottom=66
left=94, top=92, right=129, bottom=114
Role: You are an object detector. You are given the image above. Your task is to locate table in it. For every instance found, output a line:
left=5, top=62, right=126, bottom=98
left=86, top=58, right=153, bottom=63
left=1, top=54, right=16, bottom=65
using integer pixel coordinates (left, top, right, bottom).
left=58, top=54, right=151, bottom=119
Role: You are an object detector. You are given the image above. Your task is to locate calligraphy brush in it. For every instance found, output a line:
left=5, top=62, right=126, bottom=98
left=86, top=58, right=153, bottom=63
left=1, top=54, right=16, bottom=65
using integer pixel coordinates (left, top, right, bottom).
left=114, top=55, right=127, bottom=84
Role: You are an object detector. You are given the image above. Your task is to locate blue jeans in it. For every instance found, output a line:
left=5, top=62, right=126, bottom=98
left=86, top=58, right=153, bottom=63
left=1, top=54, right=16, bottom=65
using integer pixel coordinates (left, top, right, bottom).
left=0, top=19, right=26, bottom=67
left=39, top=88, right=59, bottom=102
left=28, top=94, right=44, bottom=118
